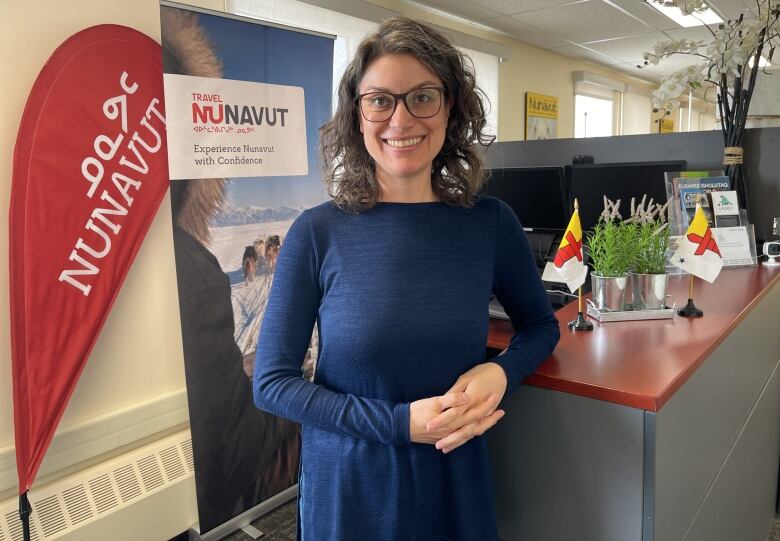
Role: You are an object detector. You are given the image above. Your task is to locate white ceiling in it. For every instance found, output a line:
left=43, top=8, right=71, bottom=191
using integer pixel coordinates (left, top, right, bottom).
left=412, top=0, right=760, bottom=83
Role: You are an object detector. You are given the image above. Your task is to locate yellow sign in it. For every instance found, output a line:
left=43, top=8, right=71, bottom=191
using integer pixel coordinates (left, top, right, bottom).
left=526, top=92, right=558, bottom=119
left=525, top=92, right=558, bottom=140
left=659, top=118, right=674, bottom=133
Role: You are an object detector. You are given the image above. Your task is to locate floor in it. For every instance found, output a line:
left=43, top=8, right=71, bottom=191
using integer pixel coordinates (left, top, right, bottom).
left=211, top=502, right=780, bottom=541
left=770, top=514, right=780, bottom=541
left=218, top=500, right=296, bottom=541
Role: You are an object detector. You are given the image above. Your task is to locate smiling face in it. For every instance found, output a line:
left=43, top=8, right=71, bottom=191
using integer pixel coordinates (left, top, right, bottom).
left=358, top=54, right=450, bottom=197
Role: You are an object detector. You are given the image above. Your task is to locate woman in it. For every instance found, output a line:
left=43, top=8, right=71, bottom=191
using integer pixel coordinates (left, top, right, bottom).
left=254, top=17, right=560, bottom=540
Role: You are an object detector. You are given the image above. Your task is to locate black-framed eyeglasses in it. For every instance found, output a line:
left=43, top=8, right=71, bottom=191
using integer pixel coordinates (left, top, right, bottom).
left=356, top=87, right=444, bottom=122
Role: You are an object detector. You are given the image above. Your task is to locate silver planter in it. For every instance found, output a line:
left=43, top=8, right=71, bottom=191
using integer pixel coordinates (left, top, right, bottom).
left=624, top=272, right=634, bottom=309
left=630, top=272, right=669, bottom=311
left=591, top=273, right=628, bottom=312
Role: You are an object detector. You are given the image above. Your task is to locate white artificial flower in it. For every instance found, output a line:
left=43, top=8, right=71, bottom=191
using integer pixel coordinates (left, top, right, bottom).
left=643, top=0, right=780, bottom=113
left=651, top=63, right=707, bottom=109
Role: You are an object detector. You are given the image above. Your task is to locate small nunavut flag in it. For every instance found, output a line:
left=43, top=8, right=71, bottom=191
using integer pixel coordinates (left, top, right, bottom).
left=550, top=205, right=588, bottom=293
left=671, top=204, right=723, bottom=283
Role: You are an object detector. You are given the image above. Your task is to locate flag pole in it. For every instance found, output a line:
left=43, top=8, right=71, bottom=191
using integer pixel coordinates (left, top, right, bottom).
left=19, top=492, right=32, bottom=541
left=567, top=199, right=593, bottom=331
left=678, top=273, right=703, bottom=317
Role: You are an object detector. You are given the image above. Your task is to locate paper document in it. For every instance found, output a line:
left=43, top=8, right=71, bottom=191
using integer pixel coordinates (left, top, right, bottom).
left=712, top=227, right=754, bottom=266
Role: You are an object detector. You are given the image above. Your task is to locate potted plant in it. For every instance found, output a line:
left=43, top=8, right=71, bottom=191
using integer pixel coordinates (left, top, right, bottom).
left=640, top=0, right=780, bottom=217
left=587, top=198, right=634, bottom=311
left=626, top=196, right=671, bottom=310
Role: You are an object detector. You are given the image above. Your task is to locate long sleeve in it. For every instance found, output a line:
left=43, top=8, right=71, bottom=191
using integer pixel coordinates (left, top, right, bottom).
left=489, top=200, right=561, bottom=394
left=253, top=212, right=410, bottom=445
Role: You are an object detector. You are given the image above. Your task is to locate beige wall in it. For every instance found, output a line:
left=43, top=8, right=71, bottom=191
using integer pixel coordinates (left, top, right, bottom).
left=0, top=0, right=223, bottom=486
left=623, top=91, right=653, bottom=135
left=497, top=45, right=658, bottom=141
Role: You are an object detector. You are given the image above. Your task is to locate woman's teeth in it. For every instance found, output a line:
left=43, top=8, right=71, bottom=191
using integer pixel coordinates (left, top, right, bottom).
left=385, top=137, right=423, bottom=148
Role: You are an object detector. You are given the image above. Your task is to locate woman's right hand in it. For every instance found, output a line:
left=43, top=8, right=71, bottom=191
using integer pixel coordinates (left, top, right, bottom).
left=409, top=392, right=473, bottom=444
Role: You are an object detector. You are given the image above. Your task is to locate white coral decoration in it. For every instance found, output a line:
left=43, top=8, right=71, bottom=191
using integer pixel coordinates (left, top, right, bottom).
left=643, top=38, right=703, bottom=66
left=599, top=197, right=623, bottom=222
left=625, top=195, right=670, bottom=226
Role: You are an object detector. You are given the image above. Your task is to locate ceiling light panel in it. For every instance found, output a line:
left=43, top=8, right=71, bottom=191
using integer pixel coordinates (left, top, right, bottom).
left=647, top=1, right=723, bottom=27
left=605, top=0, right=689, bottom=31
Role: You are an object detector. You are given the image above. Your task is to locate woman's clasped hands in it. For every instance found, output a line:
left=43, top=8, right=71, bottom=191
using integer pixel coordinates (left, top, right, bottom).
left=409, top=361, right=508, bottom=454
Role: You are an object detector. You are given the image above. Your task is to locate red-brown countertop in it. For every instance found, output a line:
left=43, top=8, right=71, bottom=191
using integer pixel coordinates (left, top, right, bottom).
left=488, top=266, right=780, bottom=412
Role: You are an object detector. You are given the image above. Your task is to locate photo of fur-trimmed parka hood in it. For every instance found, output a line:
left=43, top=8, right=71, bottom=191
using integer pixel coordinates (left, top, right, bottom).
left=162, top=6, right=226, bottom=245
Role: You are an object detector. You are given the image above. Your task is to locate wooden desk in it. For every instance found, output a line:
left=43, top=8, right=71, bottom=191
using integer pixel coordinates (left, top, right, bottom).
left=487, top=266, right=780, bottom=541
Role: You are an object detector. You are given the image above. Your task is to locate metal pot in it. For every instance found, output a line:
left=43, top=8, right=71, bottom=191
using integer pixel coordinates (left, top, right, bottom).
left=591, top=273, right=628, bottom=312
left=630, top=272, right=669, bottom=311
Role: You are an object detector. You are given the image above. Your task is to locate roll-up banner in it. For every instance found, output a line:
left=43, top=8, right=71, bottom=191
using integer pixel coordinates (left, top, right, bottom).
left=160, top=4, right=333, bottom=533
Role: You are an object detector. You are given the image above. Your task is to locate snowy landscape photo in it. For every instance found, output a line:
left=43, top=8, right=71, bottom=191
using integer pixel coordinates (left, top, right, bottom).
left=208, top=177, right=326, bottom=378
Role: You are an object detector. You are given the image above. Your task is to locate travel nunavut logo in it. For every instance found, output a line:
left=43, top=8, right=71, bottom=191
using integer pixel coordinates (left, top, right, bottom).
left=164, top=74, right=308, bottom=179
left=190, top=92, right=281, bottom=167
left=190, top=91, right=289, bottom=133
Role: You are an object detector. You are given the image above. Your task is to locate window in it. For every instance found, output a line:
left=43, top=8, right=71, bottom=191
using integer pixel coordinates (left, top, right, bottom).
left=460, top=47, right=499, bottom=138
left=575, top=95, right=613, bottom=138
left=572, top=72, right=624, bottom=139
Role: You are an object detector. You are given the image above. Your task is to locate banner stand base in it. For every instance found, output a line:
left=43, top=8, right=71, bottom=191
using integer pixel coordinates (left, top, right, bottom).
left=187, top=485, right=296, bottom=541
left=241, top=524, right=265, bottom=539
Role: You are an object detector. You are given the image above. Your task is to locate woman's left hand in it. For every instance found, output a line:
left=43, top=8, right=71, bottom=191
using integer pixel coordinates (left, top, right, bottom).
left=427, top=362, right=508, bottom=453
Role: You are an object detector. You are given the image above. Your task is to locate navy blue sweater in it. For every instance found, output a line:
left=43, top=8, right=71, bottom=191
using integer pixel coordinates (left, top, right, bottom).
left=254, top=196, right=560, bottom=540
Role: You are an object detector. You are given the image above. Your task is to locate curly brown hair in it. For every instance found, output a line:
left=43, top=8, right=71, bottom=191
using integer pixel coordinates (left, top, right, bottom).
left=320, top=17, right=494, bottom=212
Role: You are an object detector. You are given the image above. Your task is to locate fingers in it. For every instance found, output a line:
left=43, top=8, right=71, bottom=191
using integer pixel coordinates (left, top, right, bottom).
left=435, top=410, right=505, bottom=454
left=427, top=393, right=498, bottom=432
left=445, top=377, right=470, bottom=395
left=437, top=391, right=470, bottom=410
left=426, top=404, right=468, bottom=432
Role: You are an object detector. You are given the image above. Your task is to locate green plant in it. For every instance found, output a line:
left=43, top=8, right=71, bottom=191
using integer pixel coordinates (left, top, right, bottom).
left=587, top=220, right=634, bottom=277
left=625, top=195, right=671, bottom=274
left=586, top=197, right=634, bottom=277
left=633, top=220, right=671, bottom=274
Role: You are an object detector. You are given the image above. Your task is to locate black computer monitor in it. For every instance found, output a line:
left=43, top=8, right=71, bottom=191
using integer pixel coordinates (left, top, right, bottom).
left=566, top=160, right=687, bottom=231
left=481, top=166, right=568, bottom=233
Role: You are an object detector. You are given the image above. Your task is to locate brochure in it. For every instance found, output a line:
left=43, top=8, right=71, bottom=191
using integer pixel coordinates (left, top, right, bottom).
left=664, top=170, right=724, bottom=234
left=677, top=176, right=731, bottom=227
left=710, top=190, right=741, bottom=227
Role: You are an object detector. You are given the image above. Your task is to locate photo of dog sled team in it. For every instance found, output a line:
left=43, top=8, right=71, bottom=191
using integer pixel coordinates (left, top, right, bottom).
left=242, top=234, right=281, bottom=284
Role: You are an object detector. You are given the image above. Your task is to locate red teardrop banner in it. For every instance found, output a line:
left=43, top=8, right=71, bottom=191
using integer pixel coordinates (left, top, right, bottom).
left=10, top=24, right=169, bottom=493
